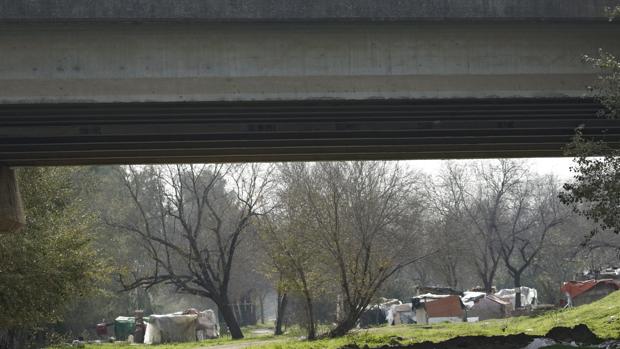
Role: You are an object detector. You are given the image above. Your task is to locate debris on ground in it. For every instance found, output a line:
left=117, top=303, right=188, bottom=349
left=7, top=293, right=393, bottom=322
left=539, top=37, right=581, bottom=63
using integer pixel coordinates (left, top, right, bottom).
left=597, top=340, right=620, bottom=348
left=523, top=338, right=557, bottom=349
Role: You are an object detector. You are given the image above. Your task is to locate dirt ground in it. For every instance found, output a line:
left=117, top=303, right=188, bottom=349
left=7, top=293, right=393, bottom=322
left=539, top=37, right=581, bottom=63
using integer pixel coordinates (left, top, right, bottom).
left=198, top=339, right=285, bottom=349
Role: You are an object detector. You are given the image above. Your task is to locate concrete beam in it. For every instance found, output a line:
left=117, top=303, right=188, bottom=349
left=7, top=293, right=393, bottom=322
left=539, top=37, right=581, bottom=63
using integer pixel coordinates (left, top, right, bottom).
left=0, top=0, right=615, bottom=22
left=1, top=22, right=618, bottom=104
left=0, top=167, right=25, bottom=233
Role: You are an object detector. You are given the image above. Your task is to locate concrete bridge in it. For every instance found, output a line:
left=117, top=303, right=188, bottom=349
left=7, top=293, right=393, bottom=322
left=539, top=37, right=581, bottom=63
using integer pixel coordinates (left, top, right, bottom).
left=1, top=0, right=620, bottom=230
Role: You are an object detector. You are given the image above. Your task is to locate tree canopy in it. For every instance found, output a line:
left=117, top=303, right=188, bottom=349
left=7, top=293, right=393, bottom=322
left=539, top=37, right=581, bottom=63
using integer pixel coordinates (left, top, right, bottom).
left=0, top=168, right=107, bottom=348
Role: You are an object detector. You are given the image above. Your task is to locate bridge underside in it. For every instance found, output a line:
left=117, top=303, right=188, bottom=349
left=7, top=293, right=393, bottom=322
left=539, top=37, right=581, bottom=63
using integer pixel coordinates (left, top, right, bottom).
left=0, top=97, right=616, bottom=166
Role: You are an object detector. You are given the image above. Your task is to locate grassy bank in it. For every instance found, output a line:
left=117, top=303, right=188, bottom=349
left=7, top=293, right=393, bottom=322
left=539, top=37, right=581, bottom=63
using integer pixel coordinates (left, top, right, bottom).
left=71, top=291, right=620, bottom=349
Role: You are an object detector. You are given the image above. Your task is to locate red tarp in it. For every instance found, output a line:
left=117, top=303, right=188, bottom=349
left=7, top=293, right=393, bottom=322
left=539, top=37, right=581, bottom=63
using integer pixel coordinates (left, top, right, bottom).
left=561, top=279, right=620, bottom=299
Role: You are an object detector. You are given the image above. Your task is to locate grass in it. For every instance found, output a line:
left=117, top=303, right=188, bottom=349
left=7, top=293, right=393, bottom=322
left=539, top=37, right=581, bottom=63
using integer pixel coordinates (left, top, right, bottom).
left=67, top=291, right=620, bottom=349
left=62, top=335, right=278, bottom=349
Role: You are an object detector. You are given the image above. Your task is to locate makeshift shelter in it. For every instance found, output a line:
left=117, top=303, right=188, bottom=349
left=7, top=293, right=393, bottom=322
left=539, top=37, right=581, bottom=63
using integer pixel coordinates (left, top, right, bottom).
left=386, top=303, right=415, bottom=325
left=466, top=294, right=511, bottom=320
left=144, top=314, right=199, bottom=344
left=361, top=299, right=399, bottom=327
left=413, top=295, right=465, bottom=324
left=360, top=306, right=387, bottom=327
left=561, top=279, right=620, bottom=307
left=494, top=287, right=538, bottom=310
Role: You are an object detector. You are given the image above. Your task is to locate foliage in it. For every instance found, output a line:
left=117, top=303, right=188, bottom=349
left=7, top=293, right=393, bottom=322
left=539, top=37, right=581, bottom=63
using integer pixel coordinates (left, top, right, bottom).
left=259, top=162, right=428, bottom=338
left=560, top=50, right=620, bottom=241
left=0, top=167, right=108, bottom=346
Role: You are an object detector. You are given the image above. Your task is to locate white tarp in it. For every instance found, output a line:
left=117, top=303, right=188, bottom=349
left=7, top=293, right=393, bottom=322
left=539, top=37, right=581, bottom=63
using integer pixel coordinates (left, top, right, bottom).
left=196, top=309, right=219, bottom=340
left=495, top=287, right=538, bottom=309
left=144, top=314, right=198, bottom=344
left=461, top=291, right=487, bottom=309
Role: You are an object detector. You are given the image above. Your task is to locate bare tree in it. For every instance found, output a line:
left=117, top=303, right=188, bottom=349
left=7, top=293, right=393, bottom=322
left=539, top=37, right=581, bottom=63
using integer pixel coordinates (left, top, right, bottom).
left=433, top=160, right=566, bottom=306
left=287, top=162, right=428, bottom=337
left=112, top=164, right=273, bottom=339
left=431, top=162, right=503, bottom=292
left=425, top=215, right=468, bottom=289
left=493, top=173, right=566, bottom=307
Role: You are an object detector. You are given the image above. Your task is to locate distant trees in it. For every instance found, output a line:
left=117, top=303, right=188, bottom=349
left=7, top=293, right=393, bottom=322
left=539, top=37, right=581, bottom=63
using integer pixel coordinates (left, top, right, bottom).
left=259, top=162, right=428, bottom=338
left=0, top=168, right=107, bottom=349
left=430, top=162, right=502, bottom=293
left=430, top=160, right=566, bottom=306
left=497, top=175, right=565, bottom=307
left=113, top=164, right=273, bottom=339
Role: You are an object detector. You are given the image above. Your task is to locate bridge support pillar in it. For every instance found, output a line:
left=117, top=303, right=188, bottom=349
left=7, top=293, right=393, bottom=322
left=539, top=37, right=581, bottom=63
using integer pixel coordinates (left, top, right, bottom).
left=0, top=166, right=25, bottom=233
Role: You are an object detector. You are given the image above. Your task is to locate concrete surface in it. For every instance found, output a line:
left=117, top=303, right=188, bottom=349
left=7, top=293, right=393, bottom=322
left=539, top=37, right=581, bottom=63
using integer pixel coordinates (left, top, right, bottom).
left=0, top=0, right=615, bottom=22
left=1, top=22, right=617, bottom=103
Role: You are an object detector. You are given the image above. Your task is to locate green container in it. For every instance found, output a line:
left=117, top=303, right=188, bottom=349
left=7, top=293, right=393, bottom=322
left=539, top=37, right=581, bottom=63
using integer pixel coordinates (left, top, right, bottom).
left=114, top=316, right=135, bottom=340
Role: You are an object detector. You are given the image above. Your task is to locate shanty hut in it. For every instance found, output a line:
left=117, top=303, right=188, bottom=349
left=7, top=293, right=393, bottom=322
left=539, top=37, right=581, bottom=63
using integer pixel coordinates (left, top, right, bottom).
left=413, top=295, right=465, bottom=324
left=561, top=279, right=620, bottom=307
left=144, top=314, right=198, bottom=344
left=387, top=303, right=415, bottom=325
left=465, top=294, right=511, bottom=320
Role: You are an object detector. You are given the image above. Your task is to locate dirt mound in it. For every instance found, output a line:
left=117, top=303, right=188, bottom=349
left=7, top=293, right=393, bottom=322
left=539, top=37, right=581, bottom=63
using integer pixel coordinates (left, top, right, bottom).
left=545, top=324, right=600, bottom=344
left=339, top=324, right=602, bottom=349
left=340, top=333, right=537, bottom=349
left=340, top=324, right=601, bottom=349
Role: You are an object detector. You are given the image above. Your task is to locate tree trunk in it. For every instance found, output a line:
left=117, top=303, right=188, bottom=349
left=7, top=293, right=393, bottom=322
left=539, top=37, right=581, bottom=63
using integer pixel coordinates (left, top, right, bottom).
left=482, top=276, right=493, bottom=293
left=0, top=329, right=23, bottom=349
left=329, top=313, right=359, bottom=338
left=218, top=300, right=244, bottom=339
left=302, top=290, right=316, bottom=340
left=274, top=292, right=288, bottom=336
left=0, top=166, right=25, bottom=233
left=259, top=294, right=265, bottom=325
left=514, top=273, right=522, bottom=309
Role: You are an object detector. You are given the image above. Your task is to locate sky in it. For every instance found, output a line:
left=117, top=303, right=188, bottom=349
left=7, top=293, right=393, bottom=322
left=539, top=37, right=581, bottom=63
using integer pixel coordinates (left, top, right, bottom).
left=405, top=157, right=575, bottom=180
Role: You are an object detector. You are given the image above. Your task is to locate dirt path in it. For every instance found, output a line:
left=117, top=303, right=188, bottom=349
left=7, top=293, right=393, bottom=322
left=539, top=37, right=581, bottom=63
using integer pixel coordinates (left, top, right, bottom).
left=197, top=338, right=285, bottom=349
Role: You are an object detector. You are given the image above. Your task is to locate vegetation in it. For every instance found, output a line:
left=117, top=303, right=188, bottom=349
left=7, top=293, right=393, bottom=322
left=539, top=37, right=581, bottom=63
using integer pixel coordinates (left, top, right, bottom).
left=259, top=162, right=427, bottom=338
left=113, top=164, right=274, bottom=339
left=559, top=21, right=620, bottom=243
left=0, top=168, right=109, bottom=348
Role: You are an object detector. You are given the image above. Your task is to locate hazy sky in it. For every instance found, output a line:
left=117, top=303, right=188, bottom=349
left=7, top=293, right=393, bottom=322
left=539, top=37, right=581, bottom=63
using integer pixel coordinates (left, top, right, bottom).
left=406, top=157, right=575, bottom=180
